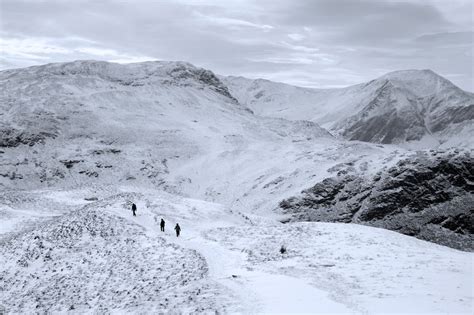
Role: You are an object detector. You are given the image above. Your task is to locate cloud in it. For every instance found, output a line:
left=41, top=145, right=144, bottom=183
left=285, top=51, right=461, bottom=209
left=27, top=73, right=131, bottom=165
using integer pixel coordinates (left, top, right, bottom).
left=269, top=0, right=450, bottom=40
left=247, top=56, right=315, bottom=65
left=288, top=33, right=305, bottom=41
left=415, top=32, right=473, bottom=46
left=0, top=36, right=156, bottom=69
left=0, top=0, right=472, bottom=91
left=193, top=12, right=273, bottom=31
left=0, top=37, right=71, bottom=57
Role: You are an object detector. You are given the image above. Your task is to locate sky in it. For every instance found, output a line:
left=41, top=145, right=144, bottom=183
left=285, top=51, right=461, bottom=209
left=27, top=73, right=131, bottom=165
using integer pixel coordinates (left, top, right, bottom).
left=0, top=0, right=472, bottom=90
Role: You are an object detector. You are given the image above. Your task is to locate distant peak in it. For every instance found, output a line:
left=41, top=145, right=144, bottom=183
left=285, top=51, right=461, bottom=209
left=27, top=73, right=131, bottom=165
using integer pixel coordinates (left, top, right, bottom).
left=370, top=69, right=460, bottom=96
left=379, top=69, right=441, bottom=80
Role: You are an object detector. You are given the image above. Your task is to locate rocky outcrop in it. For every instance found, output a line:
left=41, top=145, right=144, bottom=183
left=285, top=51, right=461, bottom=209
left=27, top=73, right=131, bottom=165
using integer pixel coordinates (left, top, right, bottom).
left=165, top=63, right=237, bottom=101
left=0, top=128, right=56, bottom=147
left=280, top=149, right=474, bottom=251
left=0, top=109, right=60, bottom=147
left=429, top=104, right=474, bottom=133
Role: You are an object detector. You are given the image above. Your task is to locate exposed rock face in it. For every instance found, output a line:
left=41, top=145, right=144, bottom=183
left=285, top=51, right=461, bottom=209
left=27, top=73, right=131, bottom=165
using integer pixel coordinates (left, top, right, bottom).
left=0, top=128, right=56, bottom=147
left=429, top=104, right=474, bottom=133
left=337, top=80, right=428, bottom=144
left=280, top=149, right=474, bottom=251
left=162, top=62, right=237, bottom=101
left=0, top=109, right=60, bottom=148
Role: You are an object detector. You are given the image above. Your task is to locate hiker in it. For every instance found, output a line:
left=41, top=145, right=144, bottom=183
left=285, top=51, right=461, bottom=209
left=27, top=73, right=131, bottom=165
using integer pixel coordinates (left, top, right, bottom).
left=160, top=218, right=165, bottom=232
left=174, top=223, right=181, bottom=237
left=131, top=203, right=137, bottom=216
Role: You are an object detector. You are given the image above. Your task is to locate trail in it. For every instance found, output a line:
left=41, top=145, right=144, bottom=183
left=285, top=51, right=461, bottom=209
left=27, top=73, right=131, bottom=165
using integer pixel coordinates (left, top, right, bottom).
left=105, top=193, right=354, bottom=313
left=1, top=189, right=471, bottom=313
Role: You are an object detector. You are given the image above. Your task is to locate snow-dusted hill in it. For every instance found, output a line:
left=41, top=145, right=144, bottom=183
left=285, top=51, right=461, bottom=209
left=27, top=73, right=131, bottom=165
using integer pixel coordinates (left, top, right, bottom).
left=223, top=70, right=474, bottom=145
left=0, top=60, right=365, bottom=209
left=0, top=60, right=472, bottom=313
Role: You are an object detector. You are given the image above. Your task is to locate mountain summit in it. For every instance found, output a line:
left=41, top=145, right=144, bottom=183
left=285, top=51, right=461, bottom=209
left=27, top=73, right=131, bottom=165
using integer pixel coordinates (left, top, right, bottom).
left=224, top=69, right=474, bottom=145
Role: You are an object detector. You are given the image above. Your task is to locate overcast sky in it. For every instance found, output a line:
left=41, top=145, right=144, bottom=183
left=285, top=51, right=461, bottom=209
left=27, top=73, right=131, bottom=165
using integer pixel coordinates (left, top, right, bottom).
left=1, top=0, right=472, bottom=90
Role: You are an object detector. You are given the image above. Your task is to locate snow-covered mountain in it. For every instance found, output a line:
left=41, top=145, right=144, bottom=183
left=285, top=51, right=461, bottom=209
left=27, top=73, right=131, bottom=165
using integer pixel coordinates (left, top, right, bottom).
left=1, top=60, right=472, bottom=246
left=1, top=60, right=472, bottom=313
left=223, top=70, right=474, bottom=145
left=0, top=60, right=331, bottom=193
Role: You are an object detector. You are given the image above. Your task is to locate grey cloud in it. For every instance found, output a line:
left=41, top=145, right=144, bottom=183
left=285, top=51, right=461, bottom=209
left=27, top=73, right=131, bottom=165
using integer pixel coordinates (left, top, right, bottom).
left=0, top=0, right=472, bottom=91
left=267, top=0, right=450, bottom=44
left=416, top=32, right=473, bottom=46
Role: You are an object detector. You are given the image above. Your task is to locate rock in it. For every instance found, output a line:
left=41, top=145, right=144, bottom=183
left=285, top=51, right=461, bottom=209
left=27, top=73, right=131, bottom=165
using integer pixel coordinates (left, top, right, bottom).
left=0, top=128, right=56, bottom=148
left=60, top=160, right=82, bottom=169
left=279, top=149, right=474, bottom=251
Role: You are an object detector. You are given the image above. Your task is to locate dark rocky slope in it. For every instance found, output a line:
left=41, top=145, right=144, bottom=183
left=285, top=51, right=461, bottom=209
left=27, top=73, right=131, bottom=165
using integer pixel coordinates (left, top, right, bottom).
left=280, top=149, right=474, bottom=251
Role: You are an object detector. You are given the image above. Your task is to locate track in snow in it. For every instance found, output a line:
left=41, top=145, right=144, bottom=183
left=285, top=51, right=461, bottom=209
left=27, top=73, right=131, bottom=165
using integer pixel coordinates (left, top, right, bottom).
left=1, top=189, right=472, bottom=314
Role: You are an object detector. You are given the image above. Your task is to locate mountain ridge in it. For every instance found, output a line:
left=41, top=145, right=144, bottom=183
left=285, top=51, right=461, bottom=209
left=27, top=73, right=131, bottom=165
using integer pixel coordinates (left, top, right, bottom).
left=222, top=67, right=473, bottom=145
left=4, top=60, right=472, bottom=147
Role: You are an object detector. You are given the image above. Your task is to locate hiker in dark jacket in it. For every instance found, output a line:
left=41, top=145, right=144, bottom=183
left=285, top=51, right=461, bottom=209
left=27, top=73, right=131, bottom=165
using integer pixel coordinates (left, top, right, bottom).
left=174, top=223, right=181, bottom=237
left=160, top=218, right=165, bottom=232
left=131, top=203, right=137, bottom=216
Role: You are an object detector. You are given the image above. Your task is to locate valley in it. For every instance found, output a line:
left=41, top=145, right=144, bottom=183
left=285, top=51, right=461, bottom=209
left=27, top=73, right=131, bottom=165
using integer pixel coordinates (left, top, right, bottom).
left=0, top=60, right=472, bottom=313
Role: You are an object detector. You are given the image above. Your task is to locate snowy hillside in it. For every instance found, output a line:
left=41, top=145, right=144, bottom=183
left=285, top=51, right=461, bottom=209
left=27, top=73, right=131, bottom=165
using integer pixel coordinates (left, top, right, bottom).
left=1, top=60, right=473, bottom=313
left=0, top=60, right=367, bottom=210
left=223, top=70, right=474, bottom=145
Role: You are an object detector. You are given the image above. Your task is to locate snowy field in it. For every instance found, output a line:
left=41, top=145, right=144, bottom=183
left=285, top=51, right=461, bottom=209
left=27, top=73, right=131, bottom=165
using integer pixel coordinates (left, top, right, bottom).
left=1, top=187, right=472, bottom=314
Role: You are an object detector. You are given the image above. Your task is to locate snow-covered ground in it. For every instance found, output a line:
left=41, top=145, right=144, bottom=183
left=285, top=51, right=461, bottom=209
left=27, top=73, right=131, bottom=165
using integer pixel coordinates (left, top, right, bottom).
left=1, top=187, right=472, bottom=313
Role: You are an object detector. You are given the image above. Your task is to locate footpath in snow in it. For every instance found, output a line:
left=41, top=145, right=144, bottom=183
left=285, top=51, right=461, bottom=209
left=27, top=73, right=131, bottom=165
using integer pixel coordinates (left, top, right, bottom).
left=108, top=188, right=473, bottom=314
left=1, top=188, right=472, bottom=313
left=106, top=190, right=352, bottom=313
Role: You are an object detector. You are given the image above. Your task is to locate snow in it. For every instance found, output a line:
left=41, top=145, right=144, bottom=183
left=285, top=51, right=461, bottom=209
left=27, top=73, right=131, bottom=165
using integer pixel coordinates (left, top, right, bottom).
left=1, top=60, right=473, bottom=313
left=1, top=187, right=472, bottom=313
left=0, top=191, right=240, bottom=313
left=206, top=221, right=473, bottom=314
left=242, top=271, right=352, bottom=313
